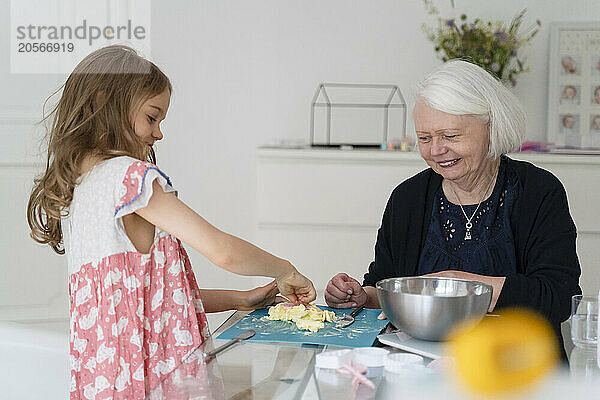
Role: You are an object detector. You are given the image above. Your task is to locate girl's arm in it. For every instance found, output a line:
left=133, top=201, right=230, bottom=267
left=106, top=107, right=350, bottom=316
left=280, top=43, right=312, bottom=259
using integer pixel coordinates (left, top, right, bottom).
left=199, top=280, right=285, bottom=313
left=136, top=180, right=316, bottom=304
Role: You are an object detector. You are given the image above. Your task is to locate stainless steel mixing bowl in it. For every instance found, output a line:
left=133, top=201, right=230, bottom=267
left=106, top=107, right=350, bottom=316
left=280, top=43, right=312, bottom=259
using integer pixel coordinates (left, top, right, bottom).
left=376, top=277, right=492, bottom=341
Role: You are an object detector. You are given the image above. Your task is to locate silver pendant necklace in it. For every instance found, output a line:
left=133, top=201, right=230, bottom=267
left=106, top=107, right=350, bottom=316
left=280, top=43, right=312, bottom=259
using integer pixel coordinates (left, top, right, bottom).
left=449, top=176, right=496, bottom=241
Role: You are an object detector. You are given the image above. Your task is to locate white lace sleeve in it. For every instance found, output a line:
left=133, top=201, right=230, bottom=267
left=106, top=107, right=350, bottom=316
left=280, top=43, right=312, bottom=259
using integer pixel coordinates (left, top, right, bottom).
left=114, top=159, right=177, bottom=219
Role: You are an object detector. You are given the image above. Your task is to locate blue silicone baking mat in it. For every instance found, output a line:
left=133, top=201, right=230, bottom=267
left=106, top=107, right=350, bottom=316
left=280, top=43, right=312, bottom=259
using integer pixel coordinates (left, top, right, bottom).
left=216, top=306, right=388, bottom=348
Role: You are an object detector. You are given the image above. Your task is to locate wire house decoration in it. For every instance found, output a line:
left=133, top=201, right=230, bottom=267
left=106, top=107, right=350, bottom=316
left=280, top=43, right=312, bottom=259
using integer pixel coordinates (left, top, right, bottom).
left=310, top=83, right=407, bottom=147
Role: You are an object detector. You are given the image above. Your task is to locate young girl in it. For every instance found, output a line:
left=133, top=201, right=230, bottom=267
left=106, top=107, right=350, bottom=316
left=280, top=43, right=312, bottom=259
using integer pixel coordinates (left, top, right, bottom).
left=27, top=45, right=316, bottom=399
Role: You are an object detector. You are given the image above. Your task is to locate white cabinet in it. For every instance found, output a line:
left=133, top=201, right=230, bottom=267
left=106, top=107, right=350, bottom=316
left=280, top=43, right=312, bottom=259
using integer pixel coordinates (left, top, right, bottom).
left=256, top=148, right=600, bottom=296
left=0, top=108, right=68, bottom=323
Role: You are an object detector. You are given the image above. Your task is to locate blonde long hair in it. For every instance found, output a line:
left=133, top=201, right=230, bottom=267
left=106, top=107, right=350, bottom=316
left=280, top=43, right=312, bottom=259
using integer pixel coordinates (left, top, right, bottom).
left=27, top=45, right=172, bottom=254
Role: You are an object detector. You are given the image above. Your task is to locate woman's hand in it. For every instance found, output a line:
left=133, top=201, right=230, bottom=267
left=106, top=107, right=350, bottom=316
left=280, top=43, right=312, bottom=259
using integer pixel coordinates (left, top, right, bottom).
left=276, top=266, right=316, bottom=305
left=424, top=270, right=505, bottom=312
left=237, top=280, right=287, bottom=311
left=325, top=273, right=368, bottom=308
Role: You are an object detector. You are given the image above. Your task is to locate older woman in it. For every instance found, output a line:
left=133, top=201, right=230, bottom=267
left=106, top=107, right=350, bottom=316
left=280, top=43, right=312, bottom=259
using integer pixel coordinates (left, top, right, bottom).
left=325, top=60, right=581, bottom=359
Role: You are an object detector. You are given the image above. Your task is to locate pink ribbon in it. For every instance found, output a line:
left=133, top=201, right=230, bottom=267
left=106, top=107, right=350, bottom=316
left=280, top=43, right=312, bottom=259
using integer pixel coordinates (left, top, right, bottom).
left=336, top=362, right=375, bottom=389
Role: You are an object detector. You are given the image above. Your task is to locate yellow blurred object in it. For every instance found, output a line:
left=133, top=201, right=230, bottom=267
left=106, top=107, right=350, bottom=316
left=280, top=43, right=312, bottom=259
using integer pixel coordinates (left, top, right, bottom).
left=447, top=308, right=559, bottom=396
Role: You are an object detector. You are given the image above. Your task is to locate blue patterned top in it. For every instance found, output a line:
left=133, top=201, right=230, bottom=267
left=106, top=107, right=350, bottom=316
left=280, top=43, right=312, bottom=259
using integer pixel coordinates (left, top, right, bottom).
left=417, top=156, right=519, bottom=277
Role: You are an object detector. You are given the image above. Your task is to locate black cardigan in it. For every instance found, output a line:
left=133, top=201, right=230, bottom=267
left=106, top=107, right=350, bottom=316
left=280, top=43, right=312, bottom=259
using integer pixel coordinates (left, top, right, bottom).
left=363, top=156, right=582, bottom=358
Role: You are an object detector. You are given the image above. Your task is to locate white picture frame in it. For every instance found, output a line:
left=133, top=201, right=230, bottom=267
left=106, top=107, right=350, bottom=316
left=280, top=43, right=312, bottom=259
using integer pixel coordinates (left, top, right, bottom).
left=547, top=22, right=600, bottom=149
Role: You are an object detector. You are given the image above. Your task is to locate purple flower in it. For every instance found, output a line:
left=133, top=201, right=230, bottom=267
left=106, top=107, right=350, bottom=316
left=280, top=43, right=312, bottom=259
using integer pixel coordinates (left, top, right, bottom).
left=491, top=63, right=501, bottom=72
left=446, top=19, right=455, bottom=28
left=494, top=30, right=508, bottom=43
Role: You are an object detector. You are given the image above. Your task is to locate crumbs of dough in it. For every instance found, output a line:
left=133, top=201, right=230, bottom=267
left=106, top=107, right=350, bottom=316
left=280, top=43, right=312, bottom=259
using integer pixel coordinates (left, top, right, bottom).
left=265, top=303, right=336, bottom=333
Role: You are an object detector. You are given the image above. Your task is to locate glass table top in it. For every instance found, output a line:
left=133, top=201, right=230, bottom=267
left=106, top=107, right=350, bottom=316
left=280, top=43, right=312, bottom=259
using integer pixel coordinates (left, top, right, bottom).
left=147, top=311, right=600, bottom=400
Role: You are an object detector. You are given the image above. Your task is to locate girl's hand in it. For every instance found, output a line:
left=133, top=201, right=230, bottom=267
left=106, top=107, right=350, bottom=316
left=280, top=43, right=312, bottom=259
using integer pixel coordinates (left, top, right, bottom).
left=325, top=273, right=368, bottom=309
left=276, top=266, right=316, bottom=305
left=237, top=280, right=286, bottom=311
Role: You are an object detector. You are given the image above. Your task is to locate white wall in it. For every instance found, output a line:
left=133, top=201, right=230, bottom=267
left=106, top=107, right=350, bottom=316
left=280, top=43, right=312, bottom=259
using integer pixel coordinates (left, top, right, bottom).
left=149, top=0, right=600, bottom=290
left=2, top=1, right=599, bottom=303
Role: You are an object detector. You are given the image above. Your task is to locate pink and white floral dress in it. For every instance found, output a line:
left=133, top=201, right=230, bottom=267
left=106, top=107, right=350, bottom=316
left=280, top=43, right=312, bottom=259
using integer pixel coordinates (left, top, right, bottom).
left=62, top=156, right=213, bottom=399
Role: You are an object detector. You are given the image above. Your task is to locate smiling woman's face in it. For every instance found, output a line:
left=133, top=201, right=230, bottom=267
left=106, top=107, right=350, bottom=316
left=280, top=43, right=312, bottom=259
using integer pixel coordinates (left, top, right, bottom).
left=413, top=100, right=492, bottom=186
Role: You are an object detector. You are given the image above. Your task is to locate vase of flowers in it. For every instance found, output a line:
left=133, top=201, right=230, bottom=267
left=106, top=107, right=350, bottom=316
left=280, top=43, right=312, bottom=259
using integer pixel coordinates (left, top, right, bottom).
left=422, top=0, right=541, bottom=86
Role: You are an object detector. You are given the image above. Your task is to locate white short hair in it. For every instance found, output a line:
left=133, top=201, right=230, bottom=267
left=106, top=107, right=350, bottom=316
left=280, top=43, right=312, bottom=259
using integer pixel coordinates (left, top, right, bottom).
left=415, top=60, right=525, bottom=158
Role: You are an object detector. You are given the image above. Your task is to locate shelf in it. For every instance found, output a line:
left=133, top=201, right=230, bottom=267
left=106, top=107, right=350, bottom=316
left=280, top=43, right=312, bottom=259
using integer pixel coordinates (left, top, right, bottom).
left=257, top=147, right=600, bottom=165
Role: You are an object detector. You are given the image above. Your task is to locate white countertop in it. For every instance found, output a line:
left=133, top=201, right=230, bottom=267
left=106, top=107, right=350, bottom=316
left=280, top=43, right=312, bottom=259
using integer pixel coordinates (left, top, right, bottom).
left=257, top=146, right=600, bottom=165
